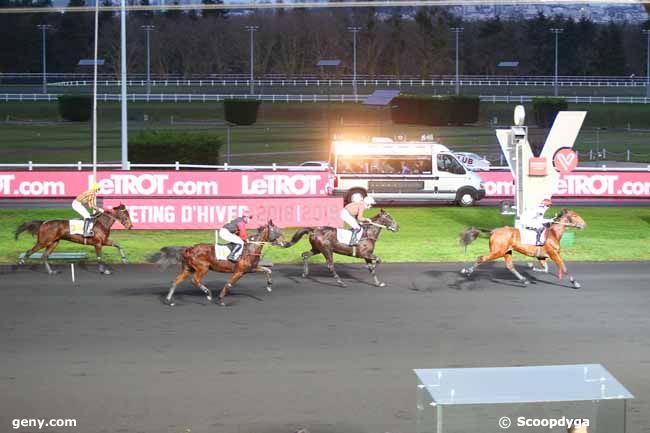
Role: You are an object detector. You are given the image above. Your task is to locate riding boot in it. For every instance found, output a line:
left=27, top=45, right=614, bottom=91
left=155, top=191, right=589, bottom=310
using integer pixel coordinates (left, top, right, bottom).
left=227, top=244, right=242, bottom=262
left=535, top=228, right=544, bottom=246
left=83, top=218, right=94, bottom=237
left=350, top=228, right=361, bottom=246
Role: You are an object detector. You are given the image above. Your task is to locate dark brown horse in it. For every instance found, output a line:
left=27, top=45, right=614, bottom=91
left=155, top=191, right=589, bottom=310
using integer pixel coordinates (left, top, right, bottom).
left=459, top=209, right=586, bottom=288
left=282, top=209, right=399, bottom=287
left=15, top=204, right=133, bottom=275
left=150, top=220, right=285, bottom=306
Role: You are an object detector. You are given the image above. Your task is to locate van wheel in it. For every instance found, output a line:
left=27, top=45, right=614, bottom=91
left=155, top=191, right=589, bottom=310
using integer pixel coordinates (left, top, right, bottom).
left=345, top=189, right=366, bottom=205
left=456, top=190, right=476, bottom=207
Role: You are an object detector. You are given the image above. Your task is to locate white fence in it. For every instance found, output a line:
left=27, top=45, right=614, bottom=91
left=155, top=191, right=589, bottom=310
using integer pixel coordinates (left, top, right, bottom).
left=5, top=93, right=650, bottom=104
left=48, top=78, right=650, bottom=88
left=1, top=162, right=648, bottom=172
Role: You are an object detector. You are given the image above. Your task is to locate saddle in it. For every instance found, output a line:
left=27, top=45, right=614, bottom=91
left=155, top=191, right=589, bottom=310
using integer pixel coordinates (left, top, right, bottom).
left=69, top=219, right=94, bottom=236
left=214, top=242, right=237, bottom=261
left=336, top=228, right=365, bottom=246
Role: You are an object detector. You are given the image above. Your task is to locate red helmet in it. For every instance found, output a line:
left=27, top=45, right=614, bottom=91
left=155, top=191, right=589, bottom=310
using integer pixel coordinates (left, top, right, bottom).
left=542, top=198, right=553, bottom=207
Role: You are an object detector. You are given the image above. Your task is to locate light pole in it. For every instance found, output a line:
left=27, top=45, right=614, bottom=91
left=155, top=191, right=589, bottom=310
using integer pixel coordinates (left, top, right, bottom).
left=36, top=24, right=53, bottom=94
left=317, top=59, right=341, bottom=143
left=550, top=28, right=564, bottom=97
left=348, top=26, right=361, bottom=99
left=142, top=25, right=155, bottom=95
left=120, top=0, right=128, bottom=170
left=450, top=27, right=464, bottom=96
left=245, top=25, right=259, bottom=95
left=642, top=29, right=650, bottom=98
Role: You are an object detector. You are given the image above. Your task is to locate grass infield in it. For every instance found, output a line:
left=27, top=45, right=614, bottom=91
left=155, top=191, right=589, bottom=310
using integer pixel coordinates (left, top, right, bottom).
left=2, top=207, right=649, bottom=265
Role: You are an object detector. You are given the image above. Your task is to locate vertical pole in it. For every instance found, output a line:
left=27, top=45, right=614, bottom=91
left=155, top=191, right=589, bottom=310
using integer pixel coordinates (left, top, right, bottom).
left=451, top=28, right=463, bottom=96
left=245, top=26, right=258, bottom=95
left=37, top=25, right=52, bottom=95
left=146, top=27, right=151, bottom=95
left=42, top=26, right=47, bottom=94
left=551, top=28, right=563, bottom=97
left=250, top=28, right=254, bottom=95
left=227, top=126, right=231, bottom=163
left=120, top=0, right=128, bottom=170
left=92, top=0, right=99, bottom=182
left=348, top=27, right=360, bottom=99
left=643, top=30, right=650, bottom=98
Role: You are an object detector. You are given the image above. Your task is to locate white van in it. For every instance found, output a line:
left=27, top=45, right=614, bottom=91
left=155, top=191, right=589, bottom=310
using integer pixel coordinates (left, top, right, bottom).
left=330, top=137, right=486, bottom=206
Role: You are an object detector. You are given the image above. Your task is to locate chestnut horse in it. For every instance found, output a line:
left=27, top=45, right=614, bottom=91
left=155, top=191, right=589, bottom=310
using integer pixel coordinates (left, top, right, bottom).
left=282, top=209, right=399, bottom=287
left=15, top=204, right=133, bottom=275
left=459, top=209, right=586, bottom=288
left=150, top=220, right=285, bottom=306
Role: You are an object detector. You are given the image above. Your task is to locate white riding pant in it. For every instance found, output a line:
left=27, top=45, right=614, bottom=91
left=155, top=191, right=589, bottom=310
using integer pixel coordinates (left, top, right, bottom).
left=340, top=209, right=362, bottom=234
left=72, top=200, right=91, bottom=219
left=218, top=228, right=244, bottom=246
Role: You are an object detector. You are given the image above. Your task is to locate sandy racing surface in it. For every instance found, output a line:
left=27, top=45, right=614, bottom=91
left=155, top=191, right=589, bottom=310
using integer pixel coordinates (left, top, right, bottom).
left=1, top=262, right=649, bottom=433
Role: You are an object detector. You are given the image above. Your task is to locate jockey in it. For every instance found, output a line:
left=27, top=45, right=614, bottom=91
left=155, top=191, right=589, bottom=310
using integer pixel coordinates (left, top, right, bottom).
left=340, top=195, right=375, bottom=246
left=219, top=214, right=251, bottom=262
left=73, top=183, right=103, bottom=237
left=522, top=198, right=555, bottom=246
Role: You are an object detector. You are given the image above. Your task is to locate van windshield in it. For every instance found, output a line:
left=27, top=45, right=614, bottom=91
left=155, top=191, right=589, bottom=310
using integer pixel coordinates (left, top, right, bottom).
left=437, top=154, right=466, bottom=175
left=336, top=156, right=432, bottom=175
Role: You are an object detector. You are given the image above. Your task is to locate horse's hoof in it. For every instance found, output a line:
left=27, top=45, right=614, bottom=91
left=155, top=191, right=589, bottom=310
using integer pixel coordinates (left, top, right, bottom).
left=18, top=260, right=25, bottom=266
left=217, top=299, right=227, bottom=307
left=337, top=280, right=346, bottom=287
left=206, top=296, right=212, bottom=301
left=301, top=273, right=308, bottom=278
left=102, top=269, right=112, bottom=275
left=266, top=286, right=272, bottom=293
left=162, top=298, right=175, bottom=307
left=572, top=281, right=581, bottom=289
left=121, top=259, right=127, bottom=265
left=527, top=263, right=534, bottom=269
left=48, top=270, right=59, bottom=276
left=377, top=282, right=386, bottom=287
left=522, top=279, right=530, bottom=285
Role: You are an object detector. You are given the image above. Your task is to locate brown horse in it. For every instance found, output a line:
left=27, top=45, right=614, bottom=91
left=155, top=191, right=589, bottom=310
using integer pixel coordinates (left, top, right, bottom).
left=150, top=220, right=285, bottom=306
left=459, top=208, right=586, bottom=288
left=282, top=209, right=399, bottom=287
left=15, top=204, right=133, bottom=275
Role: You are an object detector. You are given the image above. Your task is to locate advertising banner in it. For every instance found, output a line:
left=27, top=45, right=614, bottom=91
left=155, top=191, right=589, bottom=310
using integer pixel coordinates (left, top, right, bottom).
left=103, top=197, right=344, bottom=229
left=0, top=171, right=331, bottom=198
left=479, top=171, right=650, bottom=198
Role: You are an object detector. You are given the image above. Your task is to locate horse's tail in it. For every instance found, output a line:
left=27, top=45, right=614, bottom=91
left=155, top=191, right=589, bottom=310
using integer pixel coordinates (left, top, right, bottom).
left=281, top=228, right=314, bottom=248
left=459, top=227, right=492, bottom=251
left=15, top=220, right=43, bottom=240
left=147, top=246, right=189, bottom=269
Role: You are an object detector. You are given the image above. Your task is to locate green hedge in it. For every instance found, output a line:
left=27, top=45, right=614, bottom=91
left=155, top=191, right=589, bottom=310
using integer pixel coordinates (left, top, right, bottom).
left=58, top=95, right=91, bottom=122
left=129, top=130, right=222, bottom=164
left=224, top=99, right=260, bottom=125
left=390, top=95, right=480, bottom=126
left=532, top=97, right=568, bottom=128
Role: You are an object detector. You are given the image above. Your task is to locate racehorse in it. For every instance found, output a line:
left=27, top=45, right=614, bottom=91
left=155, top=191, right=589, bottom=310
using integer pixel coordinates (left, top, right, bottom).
left=15, top=204, right=133, bottom=275
left=282, top=209, right=399, bottom=287
left=459, top=208, right=586, bottom=288
left=149, top=220, right=285, bottom=306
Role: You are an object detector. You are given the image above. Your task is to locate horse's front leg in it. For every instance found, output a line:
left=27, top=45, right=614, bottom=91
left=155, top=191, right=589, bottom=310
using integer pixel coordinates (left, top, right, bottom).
left=548, top=250, right=580, bottom=289
left=218, top=271, right=245, bottom=306
left=364, top=257, right=385, bottom=287
left=94, top=244, right=111, bottom=275
left=253, top=266, right=273, bottom=292
left=104, top=239, right=127, bottom=264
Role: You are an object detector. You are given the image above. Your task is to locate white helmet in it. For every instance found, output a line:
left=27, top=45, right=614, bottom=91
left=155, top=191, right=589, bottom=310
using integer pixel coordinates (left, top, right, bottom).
left=363, top=195, right=376, bottom=208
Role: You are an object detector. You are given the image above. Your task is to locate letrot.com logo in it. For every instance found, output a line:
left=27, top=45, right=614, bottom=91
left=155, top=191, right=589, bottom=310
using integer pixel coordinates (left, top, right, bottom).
left=498, top=416, right=590, bottom=430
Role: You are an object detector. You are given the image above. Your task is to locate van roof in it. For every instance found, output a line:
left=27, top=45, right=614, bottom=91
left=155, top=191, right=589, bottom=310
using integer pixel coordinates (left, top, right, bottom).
left=333, top=138, right=450, bottom=156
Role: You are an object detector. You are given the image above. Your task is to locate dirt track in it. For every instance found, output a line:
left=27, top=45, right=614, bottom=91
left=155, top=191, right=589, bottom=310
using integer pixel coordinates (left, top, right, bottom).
left=1, top=262, right=649, bottom=433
